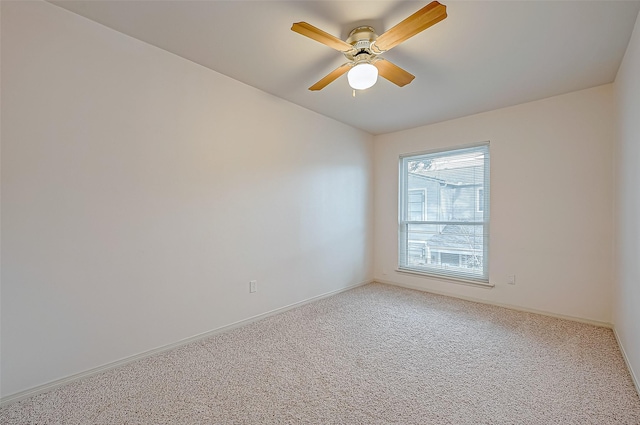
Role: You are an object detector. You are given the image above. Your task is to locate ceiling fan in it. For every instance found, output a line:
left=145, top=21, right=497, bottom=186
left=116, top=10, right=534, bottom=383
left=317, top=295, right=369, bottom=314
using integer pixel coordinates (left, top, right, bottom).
left=291, top=1, right=447, bottom=92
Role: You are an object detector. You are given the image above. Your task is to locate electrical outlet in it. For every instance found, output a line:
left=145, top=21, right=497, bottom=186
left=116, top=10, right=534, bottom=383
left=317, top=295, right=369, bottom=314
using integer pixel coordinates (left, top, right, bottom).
left=507, top=275, right=516, bottom=285
left=249, top=280, right=257, bottom=293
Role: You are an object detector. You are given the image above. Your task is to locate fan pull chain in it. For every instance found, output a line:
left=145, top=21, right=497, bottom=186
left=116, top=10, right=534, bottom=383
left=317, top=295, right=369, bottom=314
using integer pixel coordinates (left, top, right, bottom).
left=352, top=89, right=356, bottom=98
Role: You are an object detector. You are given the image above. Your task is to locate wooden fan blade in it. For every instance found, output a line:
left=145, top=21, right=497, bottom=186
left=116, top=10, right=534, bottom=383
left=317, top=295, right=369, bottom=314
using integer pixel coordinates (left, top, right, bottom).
left=374, top=59, right=415, bottom=87
left=292, top=22, right=354, bottom=53
left=309, top=63, right=352, bottom=91
left=374, top=1, right=447, bottom=53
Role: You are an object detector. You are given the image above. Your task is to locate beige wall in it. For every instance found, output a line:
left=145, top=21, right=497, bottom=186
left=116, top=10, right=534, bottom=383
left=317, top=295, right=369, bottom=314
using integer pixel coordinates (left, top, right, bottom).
left=0, top=1, right=373, bottom=397
left=613, top=9, right=640, bottom=391
left=374, top=85, right=614, bottom=324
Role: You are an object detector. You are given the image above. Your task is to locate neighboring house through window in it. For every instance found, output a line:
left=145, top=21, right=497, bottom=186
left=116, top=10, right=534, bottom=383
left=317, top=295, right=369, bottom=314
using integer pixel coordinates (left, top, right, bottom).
left=408, top=189, right=426, bottom=221
left=398, top=143, right=490, bottom=284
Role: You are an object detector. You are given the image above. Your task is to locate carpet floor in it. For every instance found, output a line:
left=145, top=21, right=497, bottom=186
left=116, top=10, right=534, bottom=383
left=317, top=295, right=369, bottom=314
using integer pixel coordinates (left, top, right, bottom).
left=2, top=282, right=640, bottom=424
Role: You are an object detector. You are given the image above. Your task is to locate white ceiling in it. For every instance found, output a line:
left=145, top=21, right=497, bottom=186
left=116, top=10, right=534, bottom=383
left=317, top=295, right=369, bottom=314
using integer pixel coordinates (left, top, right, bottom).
left=49, top=0, right=640, bottom=135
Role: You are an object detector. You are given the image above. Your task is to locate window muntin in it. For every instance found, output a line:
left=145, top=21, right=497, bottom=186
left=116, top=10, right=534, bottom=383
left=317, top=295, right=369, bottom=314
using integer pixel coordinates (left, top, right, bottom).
left=399, top=144, right=490, bottom=283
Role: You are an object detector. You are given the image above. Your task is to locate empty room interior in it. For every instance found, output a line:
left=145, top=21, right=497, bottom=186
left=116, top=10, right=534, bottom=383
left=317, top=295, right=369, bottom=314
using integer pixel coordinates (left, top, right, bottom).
left=2, top=0, right=640, bottom=423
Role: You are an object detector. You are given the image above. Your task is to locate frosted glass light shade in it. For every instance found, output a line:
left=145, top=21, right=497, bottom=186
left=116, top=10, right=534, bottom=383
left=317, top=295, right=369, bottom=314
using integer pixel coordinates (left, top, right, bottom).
left=347, top=63, right=378, bottom=90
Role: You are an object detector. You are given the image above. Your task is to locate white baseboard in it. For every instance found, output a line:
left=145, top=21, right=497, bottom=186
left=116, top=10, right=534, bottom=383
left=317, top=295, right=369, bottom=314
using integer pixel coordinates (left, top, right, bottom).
left=613, top=327, right=640, bottom=397
left=374, top=278, right=613, bottom=329
left=0, top=279, right=372, bottom=407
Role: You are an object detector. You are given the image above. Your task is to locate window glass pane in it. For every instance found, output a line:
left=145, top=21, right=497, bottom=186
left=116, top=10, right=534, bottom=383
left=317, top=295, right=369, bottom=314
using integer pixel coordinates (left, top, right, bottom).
left=407, top=150, right=485, bottom=223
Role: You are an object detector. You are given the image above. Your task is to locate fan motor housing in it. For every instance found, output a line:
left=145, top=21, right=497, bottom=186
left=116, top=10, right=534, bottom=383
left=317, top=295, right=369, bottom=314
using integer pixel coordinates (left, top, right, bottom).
left=344, top=26, right=378, bottom=62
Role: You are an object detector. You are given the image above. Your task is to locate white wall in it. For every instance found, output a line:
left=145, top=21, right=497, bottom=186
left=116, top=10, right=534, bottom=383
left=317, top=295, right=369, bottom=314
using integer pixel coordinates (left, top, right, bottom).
left=0, top=1, right=373, bottom=398
left=613, top=10, right=640, bottom=389
left=374, top=85, right=614, bottom=324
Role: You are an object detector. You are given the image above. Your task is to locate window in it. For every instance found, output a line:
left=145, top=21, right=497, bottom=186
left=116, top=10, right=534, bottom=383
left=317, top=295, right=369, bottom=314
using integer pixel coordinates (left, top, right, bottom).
left=399, top=143, right=490, bottom=284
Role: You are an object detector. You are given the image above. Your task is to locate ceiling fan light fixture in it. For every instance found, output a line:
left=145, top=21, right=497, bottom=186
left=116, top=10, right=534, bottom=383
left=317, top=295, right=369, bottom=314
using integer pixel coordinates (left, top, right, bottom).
left=291, top=1, right=446, bottom=91
left=347, top=63, right=378, bottom=90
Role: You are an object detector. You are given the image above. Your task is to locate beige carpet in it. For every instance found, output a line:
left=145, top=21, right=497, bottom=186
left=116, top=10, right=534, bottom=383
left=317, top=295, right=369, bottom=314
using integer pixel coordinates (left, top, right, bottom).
left=2, top=283, right=640, bottom=424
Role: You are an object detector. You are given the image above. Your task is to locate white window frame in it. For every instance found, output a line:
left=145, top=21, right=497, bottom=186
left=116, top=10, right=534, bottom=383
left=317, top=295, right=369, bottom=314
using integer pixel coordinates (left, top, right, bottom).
left=398, top=143, right=491, bottom=286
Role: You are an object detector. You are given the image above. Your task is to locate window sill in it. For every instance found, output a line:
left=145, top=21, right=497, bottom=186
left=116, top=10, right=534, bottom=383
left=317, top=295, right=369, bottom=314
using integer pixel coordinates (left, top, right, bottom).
left=395, top=268, right=495, bottom=289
